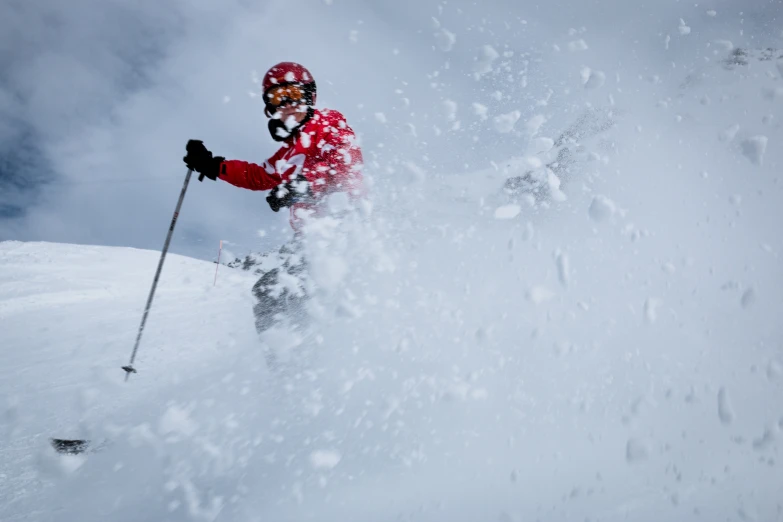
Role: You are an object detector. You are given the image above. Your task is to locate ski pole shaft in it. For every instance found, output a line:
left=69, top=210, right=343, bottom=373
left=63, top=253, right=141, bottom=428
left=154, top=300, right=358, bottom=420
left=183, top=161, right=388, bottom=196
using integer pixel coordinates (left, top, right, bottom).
left=122, top=168, right=199, bottom=380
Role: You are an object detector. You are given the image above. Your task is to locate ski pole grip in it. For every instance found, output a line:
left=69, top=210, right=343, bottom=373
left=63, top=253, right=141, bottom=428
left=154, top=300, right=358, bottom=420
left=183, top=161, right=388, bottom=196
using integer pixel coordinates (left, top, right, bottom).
left=198, top=172, right=205, bottom=182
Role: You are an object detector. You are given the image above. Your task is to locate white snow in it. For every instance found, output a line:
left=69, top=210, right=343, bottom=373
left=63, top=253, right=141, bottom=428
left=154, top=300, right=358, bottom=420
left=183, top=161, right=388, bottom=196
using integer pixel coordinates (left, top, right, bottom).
left=494, top=204, right=521, bottom=220
left=719, top=123, right=740, bottom=142
left=581, top=67, right=606, bottom=89
left=493, top=110, right=521, bottom=133
left=472, top=102, right=488, bottom=120
left=442, top=99, right=458, bottom=121
left=740, top=136, right=768, bottom=165
left=309, top=450, right=342, bottom=469
left=718, top=387, right=735, bottom=425
left=678, top=19, right=691, bottom=35
left=436, top=28, right=456, bottom=51
left=568, top=39, right=589, bottom=52
left=474, top=44, right=499, bottom=76
left=524, top=114, right=547, bottom=135
left=588, top=195, right=616, bottom=222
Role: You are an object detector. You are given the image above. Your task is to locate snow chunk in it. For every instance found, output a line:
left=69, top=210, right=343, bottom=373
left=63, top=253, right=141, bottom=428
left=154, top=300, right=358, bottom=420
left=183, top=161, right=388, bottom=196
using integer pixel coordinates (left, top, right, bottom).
left=474, top=45, right=500, bottom=76
left=644, top=298, right=661, bottom=324
left=494, top=205, right=521, bottom=220
left=707, top=10, right=717, bottom=17
left=472, top=102, right=488, bottom=120
left=626, top=438, right=650, bottom=463
left=527, top=285, right=555, bottom=305
left=568, top=39, right=589, bottom=52
left=555, top=251, right=570, bottom=288
left=678, top=19, right=691, bottom=35
left=494, top=110, right=521, bottom=133
left=310, top=450, right=342, bottom=469
left=740, top=136, right=767, bottom=165
left=525, top=114, right=547, bottom=135
left=588, top=195, right=616, bottom=222
left=436, top=28, right=456, bottom=51
left=581, top=67, right=606, bottom=89
left=767, top=360, right=783, bottom=381
left=719, top=124, right=739, bottom=143
left=713, top=40, right=734, bottom=51
left=374, top=112, right=387, bottom=124
left=718, top=387, right=735, bottom=425
left=442, top=99, right=458, bottom=121
left=159, top=404, right=198, bottom=438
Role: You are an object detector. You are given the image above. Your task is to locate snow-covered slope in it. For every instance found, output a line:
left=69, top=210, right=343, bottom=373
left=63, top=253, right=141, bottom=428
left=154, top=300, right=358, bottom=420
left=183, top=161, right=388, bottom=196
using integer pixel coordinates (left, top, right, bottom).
left=0, top=241, right=261, bottom=520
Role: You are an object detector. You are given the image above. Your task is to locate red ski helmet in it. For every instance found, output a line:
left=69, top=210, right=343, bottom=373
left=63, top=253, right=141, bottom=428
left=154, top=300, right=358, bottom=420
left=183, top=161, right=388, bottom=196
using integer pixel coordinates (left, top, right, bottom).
left=262, top=62, right=317, bottom=107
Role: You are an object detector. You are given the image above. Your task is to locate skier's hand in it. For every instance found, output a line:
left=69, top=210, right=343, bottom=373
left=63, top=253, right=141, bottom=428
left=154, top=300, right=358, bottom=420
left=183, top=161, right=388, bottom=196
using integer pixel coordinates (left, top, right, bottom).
left=266, top=178, right=311, bottom=212
left=183, top=140, right=224, bottom=181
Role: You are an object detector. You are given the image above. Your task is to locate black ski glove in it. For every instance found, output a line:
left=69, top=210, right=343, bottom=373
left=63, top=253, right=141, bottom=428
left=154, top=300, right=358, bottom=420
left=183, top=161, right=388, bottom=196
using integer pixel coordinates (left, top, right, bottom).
left=266, top=178, right=312, bottom=212
left=183, top=140, right=224, bottom=181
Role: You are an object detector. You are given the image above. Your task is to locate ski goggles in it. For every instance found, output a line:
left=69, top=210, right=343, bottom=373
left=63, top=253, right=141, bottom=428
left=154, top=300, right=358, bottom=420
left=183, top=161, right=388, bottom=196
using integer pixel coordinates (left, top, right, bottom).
left=265, top=84, right=306, bottom=108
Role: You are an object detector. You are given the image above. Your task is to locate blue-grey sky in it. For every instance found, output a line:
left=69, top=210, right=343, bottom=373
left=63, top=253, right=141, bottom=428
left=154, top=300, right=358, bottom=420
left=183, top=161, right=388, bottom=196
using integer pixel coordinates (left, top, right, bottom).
left=0, top=0, right=778, bottom=260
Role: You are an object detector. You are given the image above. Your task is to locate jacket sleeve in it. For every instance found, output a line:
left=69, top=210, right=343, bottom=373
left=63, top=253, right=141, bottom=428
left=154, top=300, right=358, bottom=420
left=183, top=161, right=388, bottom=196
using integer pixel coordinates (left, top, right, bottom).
left=219, top=159, right=281, bottom=191
left=304, top=123, right=363, bottom=198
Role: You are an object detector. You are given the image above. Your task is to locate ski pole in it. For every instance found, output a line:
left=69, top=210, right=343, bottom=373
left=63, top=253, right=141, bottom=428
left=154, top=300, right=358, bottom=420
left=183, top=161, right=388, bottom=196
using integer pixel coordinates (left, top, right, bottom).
left=122, top=168, right=204, bottom=380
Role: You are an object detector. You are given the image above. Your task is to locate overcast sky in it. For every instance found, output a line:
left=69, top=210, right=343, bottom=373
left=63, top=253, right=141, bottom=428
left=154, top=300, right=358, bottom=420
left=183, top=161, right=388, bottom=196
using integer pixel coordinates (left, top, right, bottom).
left=0, top=0, right=778, bottom=260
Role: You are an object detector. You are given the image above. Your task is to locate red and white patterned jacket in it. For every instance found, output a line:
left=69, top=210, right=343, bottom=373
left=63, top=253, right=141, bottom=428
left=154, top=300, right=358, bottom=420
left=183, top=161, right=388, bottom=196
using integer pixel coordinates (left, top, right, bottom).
left=219, top=108, right=364, bottom=230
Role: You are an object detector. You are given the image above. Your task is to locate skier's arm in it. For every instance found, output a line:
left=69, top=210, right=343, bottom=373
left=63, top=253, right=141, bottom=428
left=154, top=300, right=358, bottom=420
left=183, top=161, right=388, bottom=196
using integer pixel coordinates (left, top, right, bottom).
left=219, top=159, right=282, bottom=191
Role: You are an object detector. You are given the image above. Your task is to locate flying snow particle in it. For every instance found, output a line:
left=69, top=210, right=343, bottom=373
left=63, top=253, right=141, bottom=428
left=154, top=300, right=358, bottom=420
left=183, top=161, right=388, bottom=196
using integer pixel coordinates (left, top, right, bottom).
left=713, top=40, right=734, bottom=51
left=525, top=114, right=547, bottom=135
left=494, top=205, right=521, bottom=220
left=678, top=19, right=691, bottom=35
left=159, top=405, right=198, bottom=438
left=349, top=30, right=359, bottom=43
left=568, top=39, right=589, bottom=52
left=472, top=102, right=488, bottom=120
left=752, top=427, right=776, bottom=452
left=555, top=251, right=570, bottom=287
left=222, top=96, right=231, bottom=104
left=374, top=112, right=387, bottom=124
left=707, top=10, right=717, bottom=17
left=436, top=29, right=456, bottom=51
left=644, top=298, right=661, bottom=324
left=740, top=287, right=756, bottom=309
left=588, top=195, right=616, bottom=222
left=527, top=285, right=555, bottom=305
left=581, top=67, right=606, bottom=90
left=494, top=110, right=521, bottom=133
left=719, top=124, right=740, bottom=143
left=718, top=387, right=735, bottom=425
left=474, top=45, right=500, bottom=76
left=625, top=438, right=650, bottom=463
left=740, top=136, right=768, bottom=165
left=767, top=360, right=782, bottom=381
left=310, top=450, right=342, bottom=469
left=529, top=137, right=555, bottom=154
left=442, top=99, right=458, bottom=121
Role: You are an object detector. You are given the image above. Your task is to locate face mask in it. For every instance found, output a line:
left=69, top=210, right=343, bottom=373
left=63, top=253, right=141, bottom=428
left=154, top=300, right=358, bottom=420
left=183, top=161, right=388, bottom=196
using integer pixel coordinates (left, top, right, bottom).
left=267, top=108, right=314, bottom=142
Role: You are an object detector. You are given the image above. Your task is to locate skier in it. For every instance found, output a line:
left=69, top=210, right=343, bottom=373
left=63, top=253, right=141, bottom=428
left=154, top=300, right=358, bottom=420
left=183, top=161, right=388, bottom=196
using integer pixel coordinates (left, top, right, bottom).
left=183, top=62, right=364, bottom=338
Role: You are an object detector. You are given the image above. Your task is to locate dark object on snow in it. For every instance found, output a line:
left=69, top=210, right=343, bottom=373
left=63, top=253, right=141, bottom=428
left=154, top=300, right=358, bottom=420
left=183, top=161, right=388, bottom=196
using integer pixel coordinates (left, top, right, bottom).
left=50, top=438, right=89, bottom=455
left=183, top=139, right=224, bottom=181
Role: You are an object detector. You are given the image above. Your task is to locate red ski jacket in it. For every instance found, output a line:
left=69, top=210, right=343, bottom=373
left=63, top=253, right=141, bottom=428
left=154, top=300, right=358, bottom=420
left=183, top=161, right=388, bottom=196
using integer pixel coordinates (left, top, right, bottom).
left=219, top=108, right=364, bottom=230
